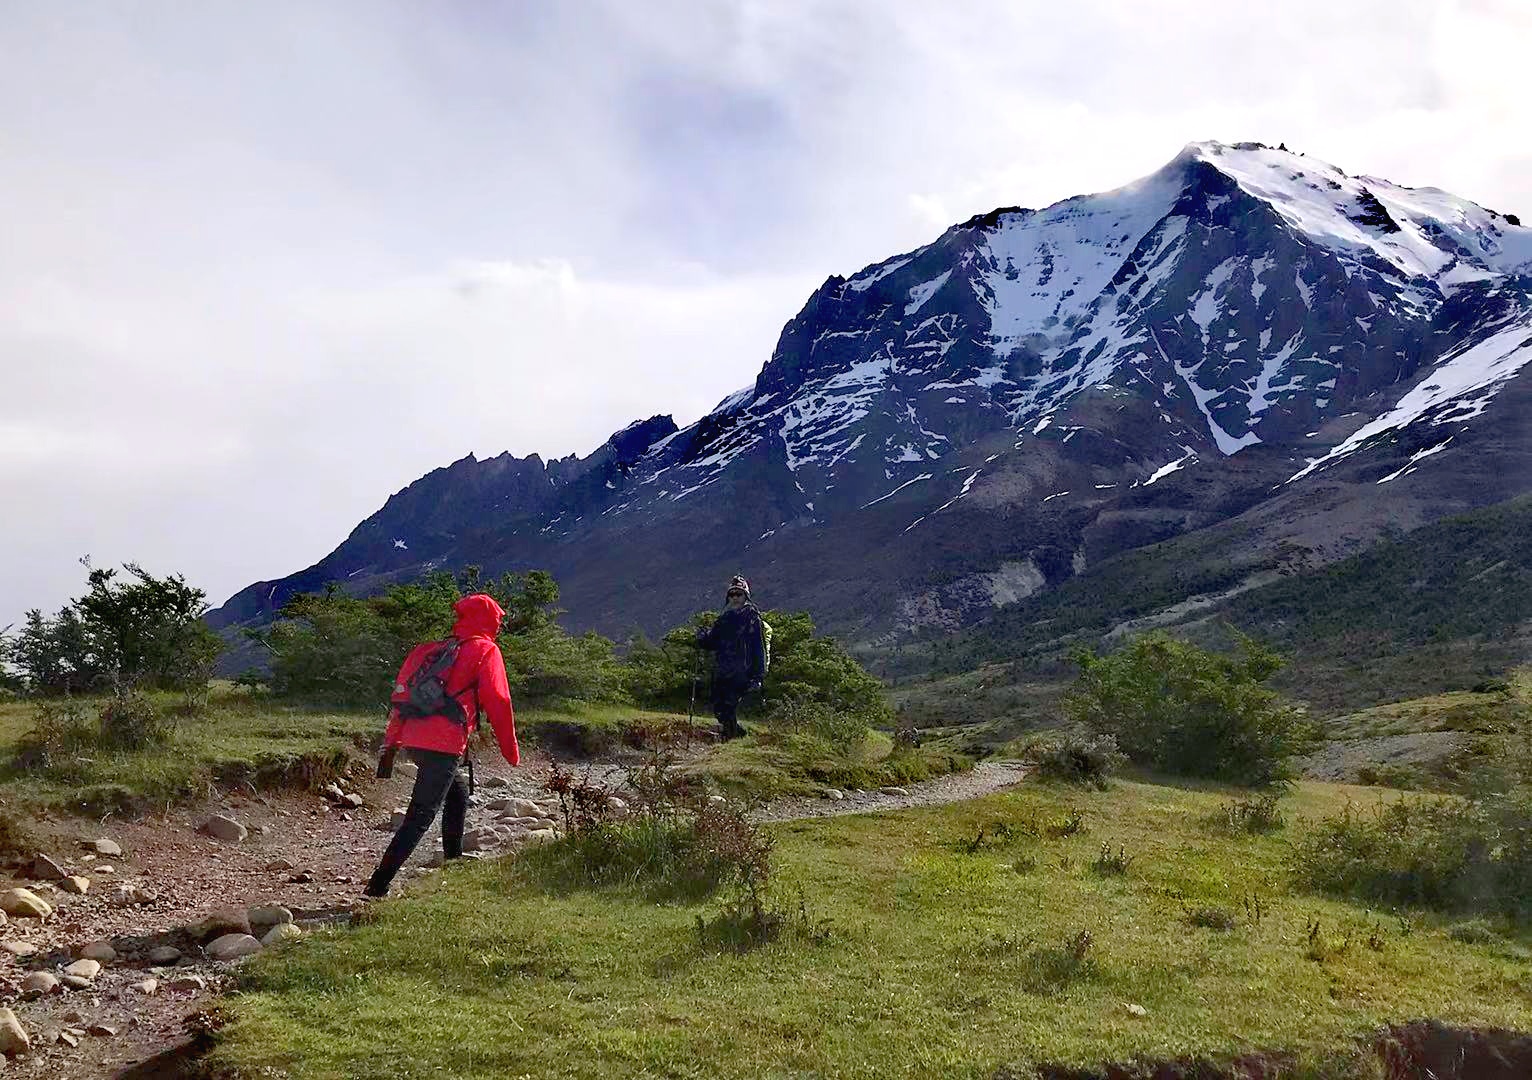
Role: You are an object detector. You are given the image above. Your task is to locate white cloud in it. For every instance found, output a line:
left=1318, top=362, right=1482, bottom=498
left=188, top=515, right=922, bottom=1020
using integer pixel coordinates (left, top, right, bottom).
left=1, top=0, right=1529, bottom=624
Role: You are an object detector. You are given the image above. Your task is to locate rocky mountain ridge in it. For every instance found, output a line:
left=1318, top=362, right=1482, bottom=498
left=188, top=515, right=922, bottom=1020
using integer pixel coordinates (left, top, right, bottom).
left=212, top=141, right=1532, bottom=654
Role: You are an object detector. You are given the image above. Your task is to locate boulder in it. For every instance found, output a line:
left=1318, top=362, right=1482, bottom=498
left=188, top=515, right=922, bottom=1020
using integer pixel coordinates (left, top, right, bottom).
left=247, top=905, right=293, bottom=933
left=261, top=922, right=304, bottom=947
left=147, top=945, right=182, bottom=965
left=205, top=933, right=262, bottom=961
left=198, top=814, right=248, bottom=842
left=62, top=958, right=101, bottom=982
left=20, top=971, right=58, bottom=999
left=0, top=1008, right=29, bottom=1056
left=60, top=876, right=89, bottom=895
left=130, top=978, right=158, bottom=996
left=27, top=854, right=68, bottom=881
left=79, top=940, right=117, bottom=963
left=193, top=909, right=252, bottom=942
left=0, top=889, right=52, bottom=919
left=89, top=839, right=123, bottom=858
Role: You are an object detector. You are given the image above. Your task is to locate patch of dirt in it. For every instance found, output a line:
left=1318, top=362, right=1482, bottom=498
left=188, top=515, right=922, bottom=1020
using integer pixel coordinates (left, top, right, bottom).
left=1299, top=730, right=1468, bottom=783
left=751, top=759, right=1030, bottom=822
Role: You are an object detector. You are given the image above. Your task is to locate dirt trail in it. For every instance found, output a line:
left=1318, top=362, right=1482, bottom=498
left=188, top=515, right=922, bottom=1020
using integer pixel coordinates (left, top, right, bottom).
left=0, top=755, right=1027, bottom=1078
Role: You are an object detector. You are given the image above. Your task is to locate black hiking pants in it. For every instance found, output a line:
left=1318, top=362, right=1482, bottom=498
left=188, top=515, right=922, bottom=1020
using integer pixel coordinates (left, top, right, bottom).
left=365, top=748, right=469, bottom=897
left=712, top=674, right=751, bottom=738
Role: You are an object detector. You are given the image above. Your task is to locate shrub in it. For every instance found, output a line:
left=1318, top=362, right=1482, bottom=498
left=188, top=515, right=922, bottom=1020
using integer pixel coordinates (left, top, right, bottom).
left=11, top=698, right=98, bottom=774
left=1065, top=631, right=1317, bottom=787
left=761, top=691, right=870, bottom=752
left=98, top=691, right=176, bottom=750
left=695, top=890, right=831, bottom=954
left=1021, top=929, right=1098, bottom=993
left=1293, top=791, right=1532, bottom=919
left=13, top=563, right=222, bottom=694
left=1090, top=842, right=1134, bottom=876
left=1029, top=732, right=1125, bottom=788
left=1185, top=906, right=1237, bottom=931
left=1219, top=792, right=1286, bottom=834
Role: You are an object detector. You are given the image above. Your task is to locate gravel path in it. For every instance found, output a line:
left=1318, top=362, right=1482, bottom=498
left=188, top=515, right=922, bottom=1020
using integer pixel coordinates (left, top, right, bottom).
left=752, top=760, right=1030, bottom=823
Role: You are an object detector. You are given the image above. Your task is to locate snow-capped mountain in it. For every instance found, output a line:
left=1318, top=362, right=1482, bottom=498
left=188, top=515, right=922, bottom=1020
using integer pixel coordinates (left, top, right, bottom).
left=213, top=141, right=1532, bottom=648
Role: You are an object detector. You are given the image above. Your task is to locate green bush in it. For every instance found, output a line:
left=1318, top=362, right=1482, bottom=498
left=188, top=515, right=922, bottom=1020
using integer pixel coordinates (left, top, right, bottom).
left=1293, top=791, right=1532, bottom=919
left=1065, top=632, right=1316, bottom=787
left=761, top=690, right=870, bottom=752
left=256, top=568, right=626, bottom=708
left=1028, top=732, right=1125, bottom=788
left=12, top=563, right=222, bottom=694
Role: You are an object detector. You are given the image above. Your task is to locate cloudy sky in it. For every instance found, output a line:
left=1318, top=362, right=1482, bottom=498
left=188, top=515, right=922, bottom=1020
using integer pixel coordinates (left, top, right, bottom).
left=2, top=0, right=1528, bottom=625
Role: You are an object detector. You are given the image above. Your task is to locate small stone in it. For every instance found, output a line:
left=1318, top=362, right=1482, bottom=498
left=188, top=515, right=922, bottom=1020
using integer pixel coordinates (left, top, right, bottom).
left=205, top=933, right=262, bottom=961
left=249, top=824, right=267, bottom=835
left=287, top=870, right=314, bottom=884
left=194, top=909, right=252, bottom=942
left=0, top=909, right=6, bottom=925
left=461, top=829, right=485, bottom=852
left=130, top=978, right=158, bottom=996
left=264, top=857, right=296, bottom=872
left=1123, top=1002, right=1148, bottom=1018
left=340, top=792, right=364, bottom=809
left=108, top=884, right=140, bottom=907
left=60, top=1010, right=83, bottom=1024
left=63, top=958, right=101, bottom=981
left=0, top=888, right=52, bottom=919
left=0, top=1009, right=29, bottom=1056
left=90, top=839, right=123, bottom=857
left=147, top=945, right=181, bottom=965
left=247, top=905, right=293, bottom=932
left=79, top=940, right=117, bottom=962
left=2, top=941, right=38, bottom=958
left=87, top=1024, right=118, bottom=1037
left=321, top=782, right=346, bottom=802
left=606, top=796, right=628, bottom=814
left=524, top=829, right=558, bottom=846
left=60, top=975, right=93, bottom=990
left=198, top=814, right=248, bottom=842
left=58, top=1029, right=80, bottom=1047
left=822, top=788, right=845, bottom=801
left=510, top=798, right=542, bottom=818
left=880, top=786, right=911, bottom=797
left=96, top=865, right=115, bottom=874
left=707, top=794, right=727, bottom=806
left=261, top=922, right=303, bottom=947
left=60, top=876, right=90, bottom=895
left=166, top=973, right=206, bottom=992
left=20, top=971, right=58, bottom=999
left=28, top=854, right=69, bottom=881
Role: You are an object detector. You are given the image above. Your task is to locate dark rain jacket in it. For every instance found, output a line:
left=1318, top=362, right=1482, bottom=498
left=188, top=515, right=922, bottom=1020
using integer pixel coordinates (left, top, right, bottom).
left=698, top=604, right=767, bottom=685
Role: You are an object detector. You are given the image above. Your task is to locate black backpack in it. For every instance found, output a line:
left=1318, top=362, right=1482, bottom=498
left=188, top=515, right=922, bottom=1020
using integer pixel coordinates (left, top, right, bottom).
left=393, top=638, right=469, bottom=726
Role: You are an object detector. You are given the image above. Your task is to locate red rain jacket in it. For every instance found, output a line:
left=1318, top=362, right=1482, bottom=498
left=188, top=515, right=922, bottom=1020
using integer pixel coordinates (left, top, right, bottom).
left=382, top=594, right=520, bottom=766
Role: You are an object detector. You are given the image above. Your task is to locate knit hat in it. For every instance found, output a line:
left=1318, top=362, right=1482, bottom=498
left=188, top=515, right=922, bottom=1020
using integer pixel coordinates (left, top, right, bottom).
left=727, top=575, right=750, bottom=598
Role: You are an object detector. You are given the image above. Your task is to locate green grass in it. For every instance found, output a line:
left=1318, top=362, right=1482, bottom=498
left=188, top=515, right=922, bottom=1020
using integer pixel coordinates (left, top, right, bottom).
left=682, top=727, right=972, bottom=798
left=212, top=778, right=1532, bottom=1079
left=0, top=687, right=693, bottom=813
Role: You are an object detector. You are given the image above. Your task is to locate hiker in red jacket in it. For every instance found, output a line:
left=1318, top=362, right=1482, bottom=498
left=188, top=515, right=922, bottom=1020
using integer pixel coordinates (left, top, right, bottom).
left=364, top=593, right=520, bottom=898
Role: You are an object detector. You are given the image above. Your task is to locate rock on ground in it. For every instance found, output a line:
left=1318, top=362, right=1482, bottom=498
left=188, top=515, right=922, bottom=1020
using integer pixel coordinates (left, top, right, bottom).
left=79, top=940, right=117, bottom=962
left=247, top=905, right=293, bottom=933
left=261, top=922, right=304, bottom=947
left=0, top=1007, right=29, bottom=1056
left=147, top=945, right=181, bottom=965
left=194, top=909, right=252, bottom=942
left=206, top=933, right=263, bottom=961
left=130, top=978, right=159, bottom=996
left=198, top=814, right=249, bottom=842
left=27, top=854, right=68, bottom=881
left=20, top=972, right=58, bottom=999
left=89, top=838, right=123, bottom=857
left=0, top=889, right=52, bottom=919
left=60, top=876, right=89, bottom=895
left=62, top=959, right=101, bottom=982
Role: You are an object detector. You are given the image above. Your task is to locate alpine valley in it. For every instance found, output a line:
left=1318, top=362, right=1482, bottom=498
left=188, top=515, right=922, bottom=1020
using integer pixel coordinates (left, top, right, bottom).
left=213, top=141, right=1532, bottom=698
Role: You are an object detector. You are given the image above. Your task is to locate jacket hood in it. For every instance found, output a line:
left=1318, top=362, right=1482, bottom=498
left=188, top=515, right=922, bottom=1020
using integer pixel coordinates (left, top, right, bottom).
left=452, top=593, right=505, bottom=639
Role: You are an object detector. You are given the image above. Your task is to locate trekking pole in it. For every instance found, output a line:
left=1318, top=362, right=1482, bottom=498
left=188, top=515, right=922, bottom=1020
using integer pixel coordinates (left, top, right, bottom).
left=687, top=648, right=703, bottom=748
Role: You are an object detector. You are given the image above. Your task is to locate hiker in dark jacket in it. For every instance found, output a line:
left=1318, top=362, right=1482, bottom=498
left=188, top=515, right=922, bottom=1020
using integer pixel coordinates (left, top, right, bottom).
left=696, top=575, right=766, bottom=739
left=365, top=593, right=519, bottom=898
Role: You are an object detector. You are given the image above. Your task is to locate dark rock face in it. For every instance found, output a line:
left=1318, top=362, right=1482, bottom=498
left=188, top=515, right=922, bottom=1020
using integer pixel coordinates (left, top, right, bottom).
left=211, top=141, right=1532, bottom=653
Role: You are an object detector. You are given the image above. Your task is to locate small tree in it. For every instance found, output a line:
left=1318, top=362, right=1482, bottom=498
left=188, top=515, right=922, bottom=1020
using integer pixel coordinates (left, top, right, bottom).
left=1065, top=631, right=1315, bottom=787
